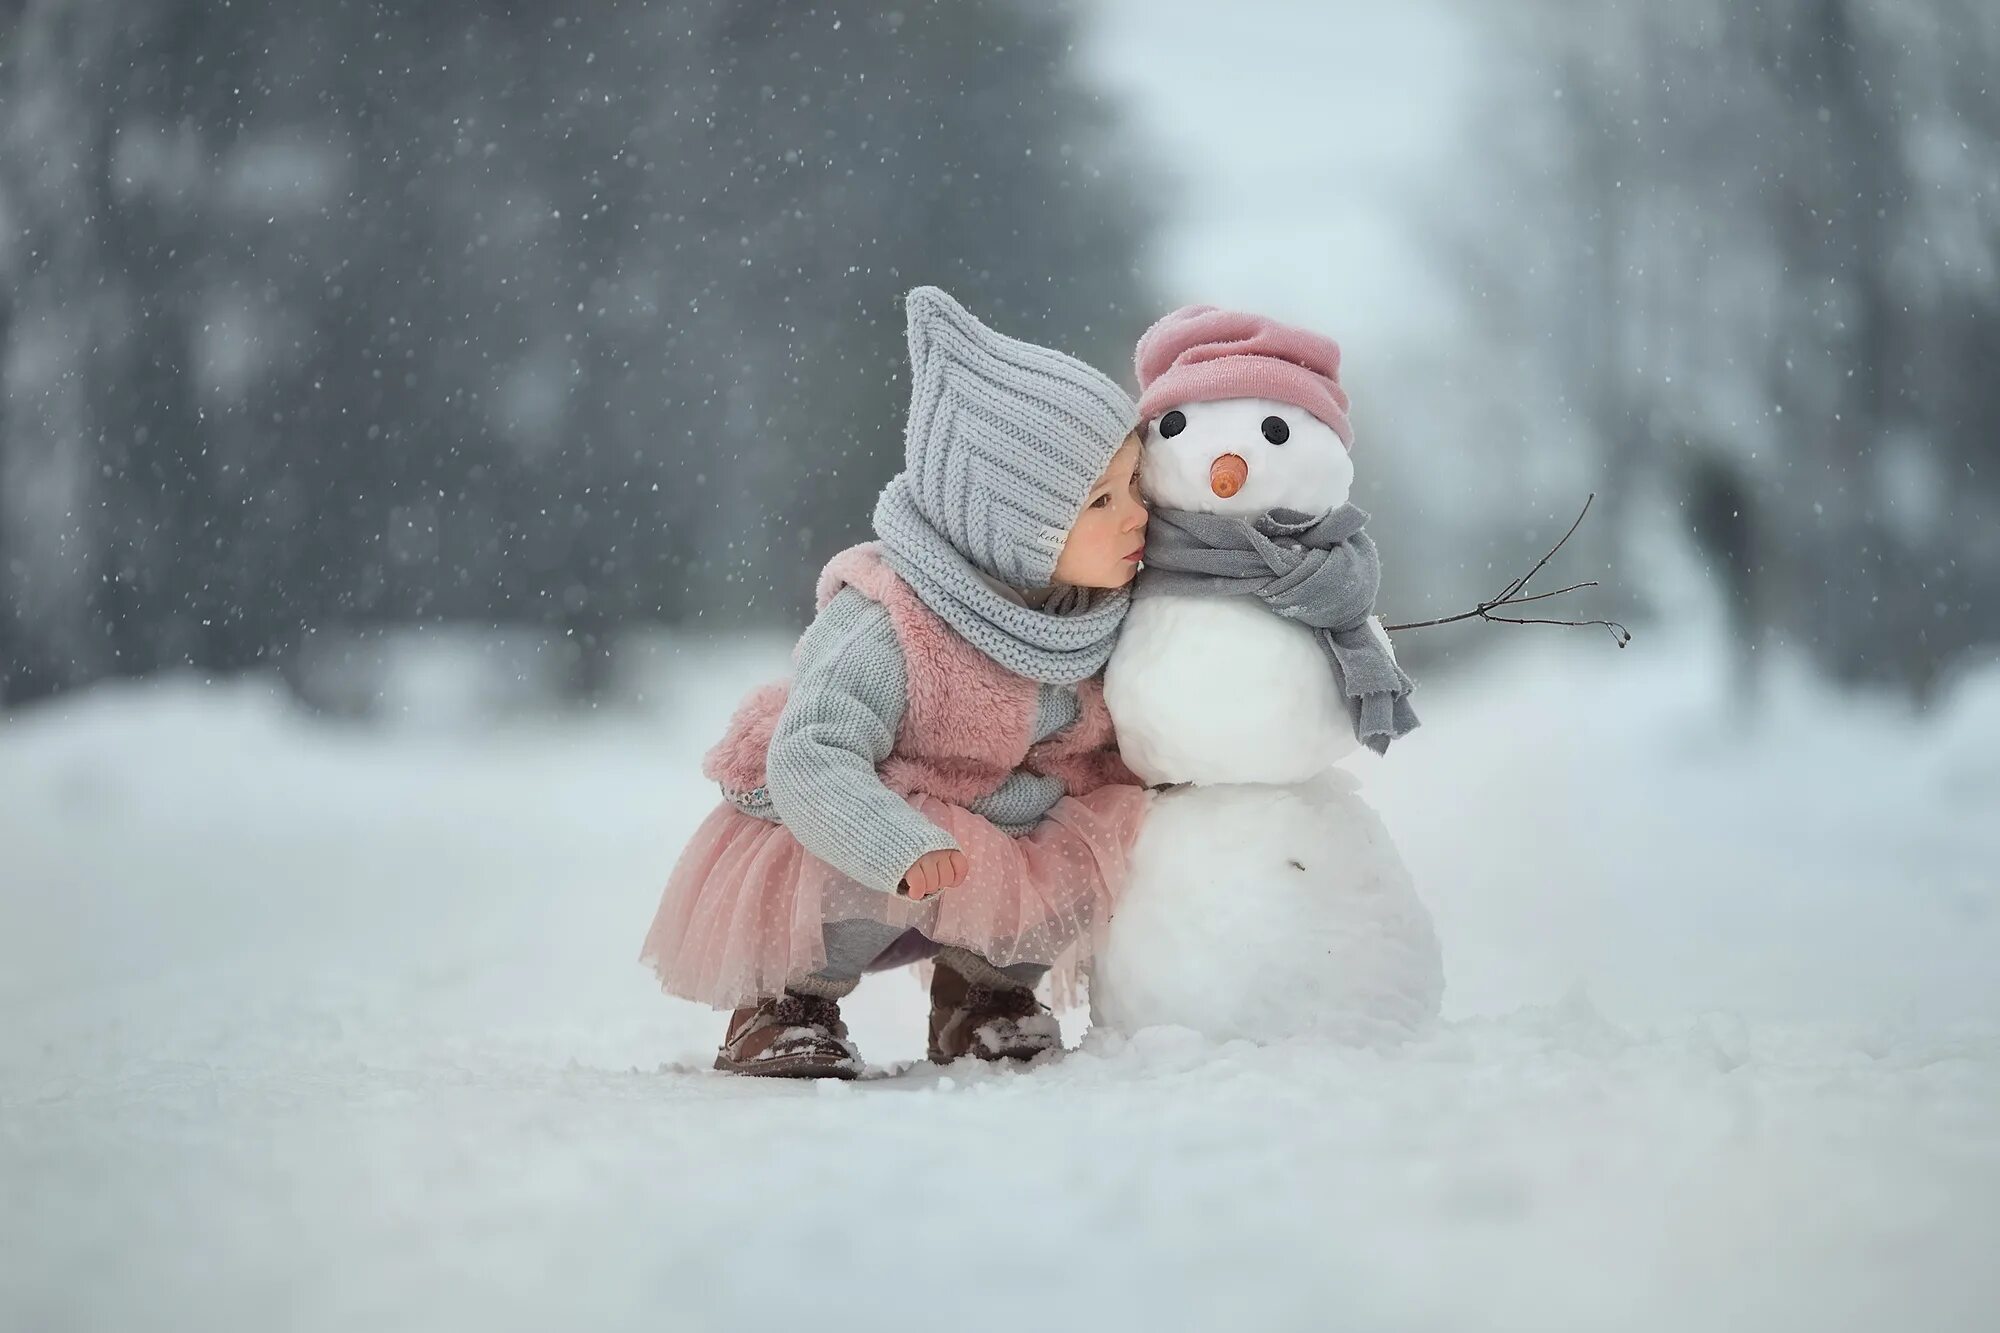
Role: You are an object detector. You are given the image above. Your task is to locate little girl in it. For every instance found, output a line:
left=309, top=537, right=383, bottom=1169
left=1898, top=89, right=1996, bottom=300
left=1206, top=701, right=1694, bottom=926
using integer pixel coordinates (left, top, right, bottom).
left=640, top=287, right=1150, bottom=1078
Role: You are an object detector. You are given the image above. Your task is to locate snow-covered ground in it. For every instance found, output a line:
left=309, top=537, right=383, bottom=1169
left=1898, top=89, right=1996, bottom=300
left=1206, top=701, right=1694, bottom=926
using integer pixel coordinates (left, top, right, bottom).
left=6, top=3, right=1997, bottom=1327
left=4, top=630, right=1998, bottom=1332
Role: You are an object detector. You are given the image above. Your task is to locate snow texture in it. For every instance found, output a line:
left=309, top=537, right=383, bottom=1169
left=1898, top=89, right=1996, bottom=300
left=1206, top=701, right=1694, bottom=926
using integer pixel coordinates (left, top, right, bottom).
left=5, top=631, right=1998, bottom=1332
left=1092, top=773, right=1441, bottom=1044
left=1106, top=594, right=1362, bottom=786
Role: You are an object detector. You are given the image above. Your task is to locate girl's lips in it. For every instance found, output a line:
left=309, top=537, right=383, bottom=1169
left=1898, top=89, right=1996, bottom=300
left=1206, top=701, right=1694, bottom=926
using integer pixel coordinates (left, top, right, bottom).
left=1123, top=546, right=1145, bottom=562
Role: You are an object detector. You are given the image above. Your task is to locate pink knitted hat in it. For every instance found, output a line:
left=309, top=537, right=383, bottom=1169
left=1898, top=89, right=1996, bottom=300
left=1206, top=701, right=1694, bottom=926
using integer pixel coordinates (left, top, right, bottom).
left=1134, top=305, right=1354, bottom=448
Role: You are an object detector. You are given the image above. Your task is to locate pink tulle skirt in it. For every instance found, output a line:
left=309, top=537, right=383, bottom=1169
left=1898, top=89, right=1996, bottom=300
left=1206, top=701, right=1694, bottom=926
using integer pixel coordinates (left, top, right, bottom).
left=640, top=787, right=1149, bottom=1012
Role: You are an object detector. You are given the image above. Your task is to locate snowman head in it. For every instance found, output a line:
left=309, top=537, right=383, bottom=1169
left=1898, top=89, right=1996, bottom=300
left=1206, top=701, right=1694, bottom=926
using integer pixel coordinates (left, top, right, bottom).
left=1132, top=305, right=1356, bottom=518
left=1141, top=395, right=1354, bottom=516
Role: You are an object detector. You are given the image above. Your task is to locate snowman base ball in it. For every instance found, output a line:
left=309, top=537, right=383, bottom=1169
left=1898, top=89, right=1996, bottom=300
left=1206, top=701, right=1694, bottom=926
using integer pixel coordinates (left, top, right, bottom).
left=1091, top=771, right=1443, bottom=1045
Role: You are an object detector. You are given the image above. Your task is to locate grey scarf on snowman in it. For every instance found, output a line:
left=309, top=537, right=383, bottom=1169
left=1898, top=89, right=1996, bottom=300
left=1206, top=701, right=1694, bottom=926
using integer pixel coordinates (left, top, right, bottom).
left=1135, top=503, right=1419, bottom=754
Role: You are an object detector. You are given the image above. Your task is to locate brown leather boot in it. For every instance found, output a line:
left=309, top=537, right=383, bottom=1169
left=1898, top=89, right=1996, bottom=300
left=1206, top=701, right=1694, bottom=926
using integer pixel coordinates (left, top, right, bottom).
left=928, top=958, right=1061, bottom=1064
left=714, top=991, right=862, bottom=1079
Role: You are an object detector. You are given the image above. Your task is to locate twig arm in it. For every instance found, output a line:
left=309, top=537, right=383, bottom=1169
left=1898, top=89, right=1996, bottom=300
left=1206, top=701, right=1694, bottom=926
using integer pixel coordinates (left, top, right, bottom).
left=1380, top=495, right=1629, bottom=647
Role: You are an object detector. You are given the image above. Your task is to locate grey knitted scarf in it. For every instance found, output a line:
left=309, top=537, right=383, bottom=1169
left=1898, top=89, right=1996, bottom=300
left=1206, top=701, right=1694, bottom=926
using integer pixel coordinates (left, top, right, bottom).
left=1136, top=503, right=1419, bottom=754
left=875, top=476, right=1129, bottom=685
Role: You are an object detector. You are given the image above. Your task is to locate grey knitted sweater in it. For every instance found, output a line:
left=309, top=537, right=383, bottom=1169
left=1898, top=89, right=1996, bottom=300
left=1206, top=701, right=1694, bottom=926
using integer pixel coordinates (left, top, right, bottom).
left=748, top=588, right=1080, bottom=895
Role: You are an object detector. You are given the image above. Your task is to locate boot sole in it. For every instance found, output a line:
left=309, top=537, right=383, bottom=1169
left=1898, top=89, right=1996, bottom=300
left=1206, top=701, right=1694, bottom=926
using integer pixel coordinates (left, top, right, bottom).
left=714, top=1052, right=861, bottom=1080
left=926, top=1044, right=1059, bottom=1065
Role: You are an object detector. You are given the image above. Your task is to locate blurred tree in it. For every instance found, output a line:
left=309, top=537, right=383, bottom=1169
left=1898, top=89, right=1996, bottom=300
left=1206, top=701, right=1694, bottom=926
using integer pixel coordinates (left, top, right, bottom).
left=0, top=0, right=1148, bottom=708
left=0, top=291, right=11, bottom=702
left=1, top=0, right=122, bottom=702
left=1474, top=0, right=2000, bottom=699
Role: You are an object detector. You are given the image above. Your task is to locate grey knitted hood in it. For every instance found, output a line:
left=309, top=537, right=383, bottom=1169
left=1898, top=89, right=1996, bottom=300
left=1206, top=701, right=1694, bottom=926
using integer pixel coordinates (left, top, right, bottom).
left=883, top=286, right=1137, bottom=589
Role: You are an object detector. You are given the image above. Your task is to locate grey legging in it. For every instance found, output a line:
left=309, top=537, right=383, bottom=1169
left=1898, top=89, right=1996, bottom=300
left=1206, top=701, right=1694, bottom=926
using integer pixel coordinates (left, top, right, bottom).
left=793, top=919, right=1047, bottom=998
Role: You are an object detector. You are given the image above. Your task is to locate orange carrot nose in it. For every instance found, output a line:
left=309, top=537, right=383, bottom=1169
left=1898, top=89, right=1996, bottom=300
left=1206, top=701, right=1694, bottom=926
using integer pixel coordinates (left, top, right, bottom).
left=1209, top=453, right=1249, bottom=499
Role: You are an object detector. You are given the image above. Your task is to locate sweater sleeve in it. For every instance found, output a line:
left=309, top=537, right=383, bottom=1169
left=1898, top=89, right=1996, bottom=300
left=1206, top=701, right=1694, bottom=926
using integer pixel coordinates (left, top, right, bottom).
left=764, top=588, right=961, bottom=894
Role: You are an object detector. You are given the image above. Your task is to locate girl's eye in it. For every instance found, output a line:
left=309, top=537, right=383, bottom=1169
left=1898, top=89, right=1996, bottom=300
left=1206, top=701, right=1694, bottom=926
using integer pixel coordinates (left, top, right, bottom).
left=1090, top=494, right=1113, bottom=509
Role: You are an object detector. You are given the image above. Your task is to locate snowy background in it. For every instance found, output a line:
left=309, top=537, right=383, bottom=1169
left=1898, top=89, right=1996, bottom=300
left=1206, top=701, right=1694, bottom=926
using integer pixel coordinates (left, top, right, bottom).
left=5, top=1, right=1999, bottom=1330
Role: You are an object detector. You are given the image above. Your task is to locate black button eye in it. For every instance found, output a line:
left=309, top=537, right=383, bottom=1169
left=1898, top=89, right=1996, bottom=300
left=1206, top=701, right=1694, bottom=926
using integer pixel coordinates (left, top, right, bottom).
left=1261, top=415, right=1290, bottom=445
left=1157, top=410, right=1186, bottom=439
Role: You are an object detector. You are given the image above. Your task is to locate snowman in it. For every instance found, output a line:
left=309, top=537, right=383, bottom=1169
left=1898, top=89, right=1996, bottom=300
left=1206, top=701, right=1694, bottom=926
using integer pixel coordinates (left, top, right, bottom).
left=1093, top=306, right=1443, bottom=1045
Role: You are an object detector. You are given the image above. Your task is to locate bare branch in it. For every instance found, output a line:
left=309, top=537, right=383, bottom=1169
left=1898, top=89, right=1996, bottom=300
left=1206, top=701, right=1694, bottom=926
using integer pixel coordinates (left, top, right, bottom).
left=1377, top=607, right=1487, bottom=632
left=1381, top=494, right=1629, bottom=647
left=1489, top=580, right=1600, bottom=608
left=1486, top=614, right=1633, bottom=645
left=1492, top=492, right=1595, bottom=605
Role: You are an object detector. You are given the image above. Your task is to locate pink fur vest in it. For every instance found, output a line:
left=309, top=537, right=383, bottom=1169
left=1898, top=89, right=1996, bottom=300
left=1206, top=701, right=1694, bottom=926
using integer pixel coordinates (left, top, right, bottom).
left=702, top=543, right=1136, bottom=808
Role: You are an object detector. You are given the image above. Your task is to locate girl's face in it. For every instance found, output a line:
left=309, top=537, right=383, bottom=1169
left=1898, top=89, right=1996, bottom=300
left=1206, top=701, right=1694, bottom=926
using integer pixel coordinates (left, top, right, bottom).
left=1052, top=433, right=1148, bottom=589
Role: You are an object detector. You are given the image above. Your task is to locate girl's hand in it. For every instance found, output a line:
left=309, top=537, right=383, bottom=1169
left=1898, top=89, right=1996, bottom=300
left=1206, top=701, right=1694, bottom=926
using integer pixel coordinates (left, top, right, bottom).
left=900, top=849, right=969, bottom=899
